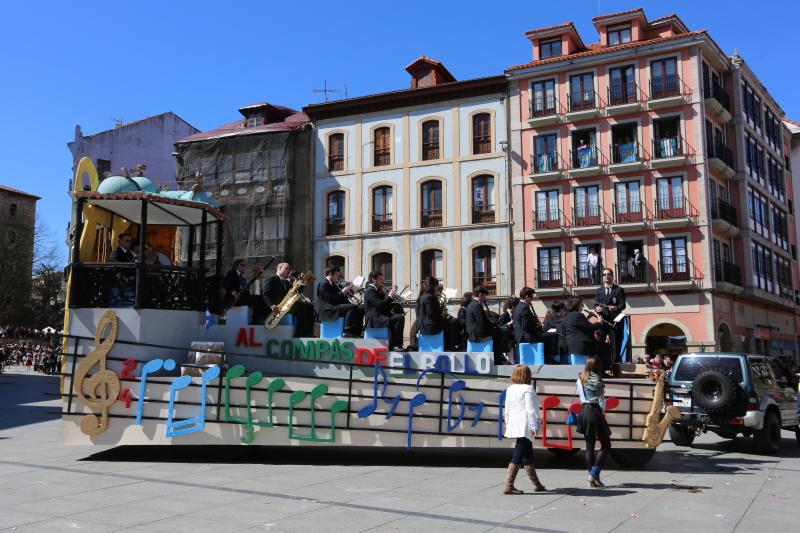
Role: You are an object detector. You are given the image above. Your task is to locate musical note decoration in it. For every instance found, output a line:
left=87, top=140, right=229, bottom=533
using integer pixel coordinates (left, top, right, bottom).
left=288, top=384, right=348, bottom=443
left=223, top=364, right=285, bottom=444
left=446, top=380, right=484, bottom=432
left=73, top=310, right=121, bottom=436
left=165, top=365, right=220, bottom=438
left=357, top=363, right=401, bottom=419
left=135, top=358, right=176, bottom=425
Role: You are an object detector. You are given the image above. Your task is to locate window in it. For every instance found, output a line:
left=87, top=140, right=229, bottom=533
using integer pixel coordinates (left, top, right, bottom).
left=328, top=133, right=344, bottom=171
left=374, top=127, right=391, bottom=166
left=609, top=65, right=636, bottom=105
left=534, top=190, right=559, bottom=230
left=372, top=253, right=393, bottom=287
left=472, top=246, right=496, bottom=294
left=420, top=249, right=443, bottom=281
left=537, top=247, right=562, bottom=288
left=650, top=58, right=678, bottom=99
left=614, top=181, right=641, bottom=223
left=571, top=129, right=597, bottom=168
left=421, top=120, right=440, bottom=160
left=653, top=117, right=681, bottom=158
left=533, top=134, right=558, bottom=173
left=539, top=38, right=562, bottom=59
left=660, top=238, right=689, bottom=281
left=326, top=191, right=346, bottom=236
left=619, top=240, right=645, bottom=284
left=610, top=122, right=638, bottom=163
left=748, top=188, right=769, bottom=238
left=372, top=186, right=393, bottom=231
left=9, top=203, right=17, bottom=217
left=246, top=115, right=263, bottom=128
left=472, top=175, right=495, bottom=223
left=752, top=242, right=773, bottom=292
left=656, top=177, right=685, bottom=219
left=96, top=159, right=111, bottom=178
left=326, top=255, right=345, bottom=276
left=576, top=244, right=602, bottom=286
left=772, top=206, right=789, bottom=250
left=573, top=185, right=600, bottom=227
left=472, top=113, right=492, bottom=154
left=421, top=180, right=443, bottom=227
left=607, top=24, right=632, bottom=46
left=569, top=72, right=595, bottom=111
left=531, top=79, right=557, bottom=118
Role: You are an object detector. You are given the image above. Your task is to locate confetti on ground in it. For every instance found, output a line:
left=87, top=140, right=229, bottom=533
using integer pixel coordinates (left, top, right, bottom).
left=629, top=512, right=639, bottom=519
left=774, top=494, right=786, bottom=500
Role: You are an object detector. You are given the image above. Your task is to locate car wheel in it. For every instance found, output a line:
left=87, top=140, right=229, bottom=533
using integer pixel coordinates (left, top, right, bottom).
left=753, top=410, right=781, bottom=454
left=668, top=423, right=695, bottom=447
left=609, top=449, right=656, bottom=468
left=691, top=369, right=740, bottom=414
left=547, top=447, right=581, bottom=457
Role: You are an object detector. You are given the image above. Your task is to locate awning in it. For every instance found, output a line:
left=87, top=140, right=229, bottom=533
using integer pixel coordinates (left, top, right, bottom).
left=74, top=192, right=226, bottom=226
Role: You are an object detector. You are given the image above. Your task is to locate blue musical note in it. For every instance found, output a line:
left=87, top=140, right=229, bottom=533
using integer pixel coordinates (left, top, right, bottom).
left=497, top=389, right=507, bottom=441
left=135, top=358, right=176, bottom=425
left=357, top=363, right=401, bottom=420
left=445, top=380, right=485, bottom=432
left=165, top=365, right=220, bottom=438
left=406, top=393, right=427, bottom=449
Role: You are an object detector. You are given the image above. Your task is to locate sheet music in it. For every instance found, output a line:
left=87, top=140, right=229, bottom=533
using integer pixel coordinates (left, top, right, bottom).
left=443, top=287, right=457, bottom=299
left=352, top=275, right=365, bottom=287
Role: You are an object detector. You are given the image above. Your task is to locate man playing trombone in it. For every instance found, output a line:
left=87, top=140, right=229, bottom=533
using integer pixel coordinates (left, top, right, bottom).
left=364, top=270, right=405, bottom=350
left=316, top=266, right=364, bottom=337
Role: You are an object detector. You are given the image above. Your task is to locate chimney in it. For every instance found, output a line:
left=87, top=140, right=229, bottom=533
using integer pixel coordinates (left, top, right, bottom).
left=405, top=56, right=456, bottom=89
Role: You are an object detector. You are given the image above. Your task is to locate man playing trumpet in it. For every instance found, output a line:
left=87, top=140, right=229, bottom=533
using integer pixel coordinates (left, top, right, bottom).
left=316, top=266, right=364, bottom=337
left=364, top=270, right=405, bottom=351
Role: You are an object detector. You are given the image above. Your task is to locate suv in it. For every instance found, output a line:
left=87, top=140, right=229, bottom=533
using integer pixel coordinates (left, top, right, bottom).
left=666, top=352, right=799, bottom=454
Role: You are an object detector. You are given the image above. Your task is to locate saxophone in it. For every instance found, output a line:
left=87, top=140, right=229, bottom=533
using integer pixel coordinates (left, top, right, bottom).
left=264, top=272, right=315, bottom=330
left=642, top=369, right=682, bottom=448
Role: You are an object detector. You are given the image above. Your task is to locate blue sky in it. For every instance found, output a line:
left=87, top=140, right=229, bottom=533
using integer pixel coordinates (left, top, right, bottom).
left=2, top=0, right=799, bottom=262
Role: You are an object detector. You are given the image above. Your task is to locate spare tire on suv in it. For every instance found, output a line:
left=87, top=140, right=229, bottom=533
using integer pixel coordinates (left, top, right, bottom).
left=692, top=369, right=740, bottom=414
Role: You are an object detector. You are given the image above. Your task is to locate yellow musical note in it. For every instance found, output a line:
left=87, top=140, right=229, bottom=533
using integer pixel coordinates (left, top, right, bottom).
left=73, top=310, right=121, bottom=436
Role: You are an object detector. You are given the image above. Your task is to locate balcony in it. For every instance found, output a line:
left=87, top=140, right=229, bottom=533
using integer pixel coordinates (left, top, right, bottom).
left=566, top=91, right=601, bottom=121
left=571, top=204, right=605, bottom=236
left=715, top=261, right=743, bottom=295
left=608, top=141, right=644, bottom=173
left=710, top=198, right=740, bottom=236
left=325, top=217, right=345, bottom=236
left=473, top=275, right=497, bottom=295
left=535, top=267, right=568, bottom=296
left=569, top=146, right=601, bottom=177
left=420, top=209, right=442, bottom=228
left=573, top=265, right=600, bottom=295
left=606, top=83, right=642, bottom=115
left=704, top=82, right=733, bottom=123
left=648, top=75, right=686, bottom=109
left=617, top=262, right=650, bottom=291
left=658, top=258, right=696, bottom=291
left=611, top=201, right=647, bottom=232
left=372, top=214, right=393, bottom=232
left=472, top=206, right=496, bottom=224
left=708, top=141, right=736, bottom=179
left=528, top=95, right=560, bottom=127
left=530, top=152, right=563, bottom=182
left=422, top=142, right=440, bottom=161
left=653, top=195, right=695, bottom=229
left=650, top=135, right=688, bottom=169
left=531, top=208, right=565, bottom=238
left=374, top=148, right=391, bottom=167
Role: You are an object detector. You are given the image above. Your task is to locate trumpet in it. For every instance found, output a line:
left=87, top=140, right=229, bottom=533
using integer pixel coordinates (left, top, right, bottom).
left=388, top=285, right=409, bottom=315
left=338, top=280, right=364, bottom=305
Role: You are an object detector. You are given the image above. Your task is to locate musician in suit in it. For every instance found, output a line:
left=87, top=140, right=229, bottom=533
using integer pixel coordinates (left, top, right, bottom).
left=364, top=270, right=405, bottom=350
left=316, top=266, right=364, bottom=337
left=262, top=262, right=314, bottom=337
left=466, top=286, right=505, bottom=364
left=222, top=258, right=266, bottom=323
left=512, top=287, right=542, bottom=346
left=416, top=277, right=460, bottom=350
left=593, top=268, right=627, bottom=370
left=559, top=296, right=603, bottom=358
left=108, top=234, right=134, bottom=262
left=456, top=292, right=473, bottom=351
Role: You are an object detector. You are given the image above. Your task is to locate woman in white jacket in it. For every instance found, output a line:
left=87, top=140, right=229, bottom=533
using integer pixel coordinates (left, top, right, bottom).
left=502, top=365, right=547, bottom=494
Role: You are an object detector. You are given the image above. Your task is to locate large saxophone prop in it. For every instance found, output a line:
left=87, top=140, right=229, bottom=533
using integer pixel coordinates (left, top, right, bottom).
left=642, top=369, right=682, bottom=448
left=264, top=272, right=315, bottom=330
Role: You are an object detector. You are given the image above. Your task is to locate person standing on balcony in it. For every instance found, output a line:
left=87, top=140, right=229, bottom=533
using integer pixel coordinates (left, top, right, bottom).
left=594, top=269, right=627, bottom=371
left=632, top=249, right=645, bottom=283
left=587, top=248, right=600, bottom=284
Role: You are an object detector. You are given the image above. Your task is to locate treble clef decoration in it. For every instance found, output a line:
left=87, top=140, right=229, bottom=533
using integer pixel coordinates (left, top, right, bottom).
left=74, top=310, right=121, bottom=436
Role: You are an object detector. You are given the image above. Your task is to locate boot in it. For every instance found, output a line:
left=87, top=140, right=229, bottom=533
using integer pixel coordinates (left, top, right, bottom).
left=524, top=464, right=546, bottom=492
left=503, top=463, right=523, bottom=495
left=589, top=465, right=605, bottom=487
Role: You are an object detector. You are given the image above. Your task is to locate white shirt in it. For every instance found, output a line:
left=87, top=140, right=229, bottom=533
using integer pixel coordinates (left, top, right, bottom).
left=503, top=383, right=541, bottom=438
left=587, top=253, right=598, bottom=267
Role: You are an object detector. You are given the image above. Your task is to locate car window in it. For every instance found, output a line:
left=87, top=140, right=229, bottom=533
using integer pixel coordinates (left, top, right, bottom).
left=672, top=356, right=744, bottom=384
left=750, top=359, right=777, bottom=390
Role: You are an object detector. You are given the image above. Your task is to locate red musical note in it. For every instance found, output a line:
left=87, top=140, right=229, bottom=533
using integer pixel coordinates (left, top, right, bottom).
left=540, top=395, right=574, bottom=450
left=119, top=358, right=137, bottom=380
left=604, top=396, right=620, bottom=413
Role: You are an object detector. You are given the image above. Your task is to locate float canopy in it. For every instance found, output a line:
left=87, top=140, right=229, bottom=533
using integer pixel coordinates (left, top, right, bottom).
left=74, top=191, right=226, bottom=226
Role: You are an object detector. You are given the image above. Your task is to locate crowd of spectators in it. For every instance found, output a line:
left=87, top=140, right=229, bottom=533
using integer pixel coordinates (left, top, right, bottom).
left=0, top=325, right=62, bottom=374
left=634, top=354, right=674, bottom=374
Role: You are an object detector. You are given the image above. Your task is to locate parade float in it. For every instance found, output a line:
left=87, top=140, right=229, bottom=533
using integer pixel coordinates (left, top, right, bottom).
left=61, top=158, right=676, bottom=467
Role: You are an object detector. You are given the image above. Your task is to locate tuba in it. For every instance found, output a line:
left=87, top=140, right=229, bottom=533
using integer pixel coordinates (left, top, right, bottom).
left=264, top=271, right=315, bottom=330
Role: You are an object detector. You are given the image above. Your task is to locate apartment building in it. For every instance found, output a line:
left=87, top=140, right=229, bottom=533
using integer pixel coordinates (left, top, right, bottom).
left=507, top=8, right=798, bottom=360
left=304, top=58, right=510, bottom=303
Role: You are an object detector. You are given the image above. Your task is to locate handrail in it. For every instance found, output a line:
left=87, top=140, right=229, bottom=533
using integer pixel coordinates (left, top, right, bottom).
left=658, top=257, right=699, bottom=283
left=535, top=266, right=566, bottom=289
left=612, top=200, right=647, bottom=224
left=649, top=73, right=687, bottom=100
left=651, top=134, right=685, bottom=159
left=532, top=151, right=561, bottom=174
left=571, top=203, right=606, bottom=227
left=570, top=145, right=600, bottom=169
left=607, top=81, right=641, bottom=107
left=529, top=94, right=560, bottom=118
left=533, top=207, right=564, bottom=231
left=617, top=261, right=648, bottom=285
left=567, top=90, right=602, bottom=112
left=610, top=140, right=642, bottom=164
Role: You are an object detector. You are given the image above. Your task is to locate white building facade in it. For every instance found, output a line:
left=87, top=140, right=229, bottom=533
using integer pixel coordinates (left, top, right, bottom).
left=304, top=60, right=512, bottom=303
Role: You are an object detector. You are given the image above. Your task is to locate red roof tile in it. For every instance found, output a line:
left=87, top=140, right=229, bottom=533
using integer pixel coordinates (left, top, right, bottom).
left=524, top=21, right=576, bottom=36
left=592, top=7, right=645, bottom=22
left=176, top=112, right=309, bottom=143
left=0, top=185, right=40, bottom=200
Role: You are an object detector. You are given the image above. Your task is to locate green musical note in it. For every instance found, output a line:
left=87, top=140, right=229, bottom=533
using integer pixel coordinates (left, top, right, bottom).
left=224, top=365, right=285, bottom=444
left=288, top=383, right=348, bottom=443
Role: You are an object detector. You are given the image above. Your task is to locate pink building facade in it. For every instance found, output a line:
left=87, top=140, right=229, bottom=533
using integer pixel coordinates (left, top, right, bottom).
left=508, top=9, right=798, bottom=362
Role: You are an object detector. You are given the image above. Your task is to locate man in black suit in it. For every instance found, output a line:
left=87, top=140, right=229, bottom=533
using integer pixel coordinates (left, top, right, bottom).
left=632, top=248, right=645, bottom=283
left=466, top=286, right=505, bottom=364
left=316, top=266, right=363, bottom=337
left=512, top=287, right=542, bottom=346
left=560, top=296, right=603, bottom=358
left=364, top=270, right=404, bottom=350
left=108, top=234, right=134, bottom=262
left=594, top=268, right=627, bottom=369
left=262, top=262, right=314, bottom=337
left=222, top=258, right=265, bottom=323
